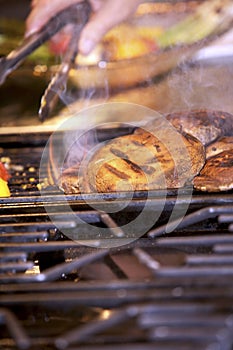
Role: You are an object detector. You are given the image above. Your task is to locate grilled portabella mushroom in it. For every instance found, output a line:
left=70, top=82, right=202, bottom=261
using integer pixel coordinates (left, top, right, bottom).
left=193, top=149, right=233, bottom=192
left=165, top=110, right=233, bottom=146
left=0, top=162, right=10, bottom=197
left=206, top=136, right=233, bottom=159
left=52, top=109, right=233, bottom=194
left=84, top=129, right=205, bottom=193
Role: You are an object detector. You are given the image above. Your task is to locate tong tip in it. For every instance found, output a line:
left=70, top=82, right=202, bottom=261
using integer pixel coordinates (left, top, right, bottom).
left=38, top=100, right=49, bottom=122
left=0, top=57, right=8, bottom=85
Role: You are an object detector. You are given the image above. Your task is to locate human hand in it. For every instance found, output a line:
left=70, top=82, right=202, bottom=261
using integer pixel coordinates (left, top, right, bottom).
left=26, top=0, right=143, bottom=55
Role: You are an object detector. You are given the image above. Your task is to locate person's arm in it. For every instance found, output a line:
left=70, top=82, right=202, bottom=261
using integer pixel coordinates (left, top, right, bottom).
left=26, top=0, right=143, bottom=55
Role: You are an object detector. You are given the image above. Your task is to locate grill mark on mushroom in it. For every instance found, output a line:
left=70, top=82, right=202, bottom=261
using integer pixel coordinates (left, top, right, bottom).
left=141, top=165, right=155, bottom=175
left=110, top=147, right=129, bottom=160
left=104, top=163, right=131, bottom=180
left=123, top=158, right=143, bottom=174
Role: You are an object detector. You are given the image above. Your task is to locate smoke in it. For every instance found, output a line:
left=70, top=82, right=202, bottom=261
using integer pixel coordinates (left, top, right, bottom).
left=56, top=102, right=162, bottom=172
left=162, top=55, right=233, bottom=115
left=62, top=127, right=99, bottom=169
left=56, top=64, right=110, bottom=111
left=56, top=60, right=233, bottom=174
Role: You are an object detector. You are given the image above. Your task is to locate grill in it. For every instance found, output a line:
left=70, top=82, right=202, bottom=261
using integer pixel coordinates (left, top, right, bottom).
left=1, top=131, right=233, bottom=350
left=1, top=0, right=233, bottom=347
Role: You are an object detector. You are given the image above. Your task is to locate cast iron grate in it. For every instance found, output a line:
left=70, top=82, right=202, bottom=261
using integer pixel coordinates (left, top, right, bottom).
left=1, top=197, right=233, bottom=350
left=1, top=133, right=233, bottom=350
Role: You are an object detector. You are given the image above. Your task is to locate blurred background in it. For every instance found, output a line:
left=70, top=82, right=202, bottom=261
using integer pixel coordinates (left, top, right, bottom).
left=0, top=0, right=31, bottom=19
left=0, top=0, right=233, bottom=131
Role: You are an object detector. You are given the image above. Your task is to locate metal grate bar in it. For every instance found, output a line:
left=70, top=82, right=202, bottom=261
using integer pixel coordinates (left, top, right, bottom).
left=0, top=232, right=48, bottom=242
left=154, top=266, right=233, bottom=278
left=138, top=313, right=233, bottom=328
left=214, top=244, right=233, bottom=253
left=55, top=345, right=217, bottom=350
left=0, top=308, right=31, bottom=349
left=0, top=252, right=27, bottom=262
left=1, top=279, right=233, bottom=294
left=149, top=325, right=232, bottom=345
left=218, top=214, right=233, bottom=224
left=133, top=248, right=160, bottom=271
left=100, top=213, right=125, bottom=238
left=0, top=221, right=77, bottom=232
left=0, top=249, right=109, bottom=283
left=148, top=206, right=233, bottom=238
left=154, top=234, right=233, bottom=247
left=0, top=211, right=102, bottom=224
left=0, top=241, right=81, bottom=253
left=2, top=286, right=233, bottom=307
left=187, top=254, right=233, bottom=265
left=0, top=261, right=34, bottom=273
left=55, top=309, right=131, bottom=349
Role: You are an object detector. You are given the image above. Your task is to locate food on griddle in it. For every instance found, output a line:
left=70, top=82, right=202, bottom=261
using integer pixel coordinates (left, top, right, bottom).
left=57, top=126, right=205, bottom=194
left=0, top=162, right=10, bottom=197
left=51, top=109, right=233, bottom=194
left=206, top=136, right=233, bottom=159
left=85, top=130, right=204, bottom=192
left=165, top=110, right=233, bottom=146
left=193, top=150, right=233, bottom=192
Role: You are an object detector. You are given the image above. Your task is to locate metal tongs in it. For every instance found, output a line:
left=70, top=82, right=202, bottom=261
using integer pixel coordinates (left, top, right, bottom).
left=0, top=1, right=91, bottom=121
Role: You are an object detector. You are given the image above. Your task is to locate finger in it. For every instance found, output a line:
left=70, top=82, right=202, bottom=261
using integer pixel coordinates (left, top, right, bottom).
left=79, top=0, right=143, bottom=55
left=25, top=0, right=83, bottom=37
left=31, top=0, right=38, bottom=8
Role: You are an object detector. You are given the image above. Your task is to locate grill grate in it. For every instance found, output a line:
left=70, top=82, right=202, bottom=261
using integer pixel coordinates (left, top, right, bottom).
left=1, top=133, right=233, bottom=350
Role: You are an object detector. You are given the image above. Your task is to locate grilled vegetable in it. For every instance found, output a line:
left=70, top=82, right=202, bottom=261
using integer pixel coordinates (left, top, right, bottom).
left=157, top=0, right=233, bottom=48
left=99, top=24, right=160, bottom=61
left=0, top=162, right=10, bottom=197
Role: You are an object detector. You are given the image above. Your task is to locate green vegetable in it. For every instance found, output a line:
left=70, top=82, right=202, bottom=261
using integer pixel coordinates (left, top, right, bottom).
left=157, top=0, right=233, bottom=48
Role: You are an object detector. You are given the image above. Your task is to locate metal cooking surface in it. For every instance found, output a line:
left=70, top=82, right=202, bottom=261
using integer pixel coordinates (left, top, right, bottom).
left=0, top=2, right=233, bottom=347
left=1, top=133, right=233, bottom=350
